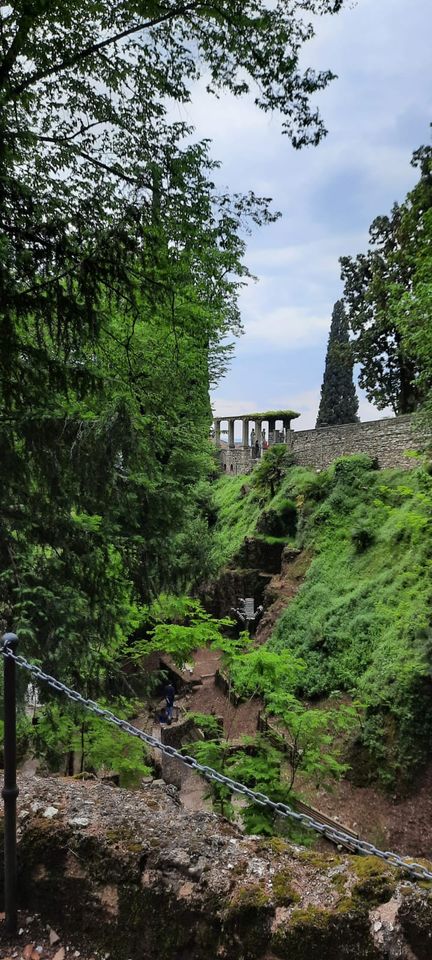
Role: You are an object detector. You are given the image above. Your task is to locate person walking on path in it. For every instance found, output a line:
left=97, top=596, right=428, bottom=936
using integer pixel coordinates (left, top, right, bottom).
left=165, top=682, right=176, bottom=724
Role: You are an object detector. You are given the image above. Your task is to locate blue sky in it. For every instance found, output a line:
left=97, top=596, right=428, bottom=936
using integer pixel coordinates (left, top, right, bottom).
left=182, top=0, right=431, bottom=432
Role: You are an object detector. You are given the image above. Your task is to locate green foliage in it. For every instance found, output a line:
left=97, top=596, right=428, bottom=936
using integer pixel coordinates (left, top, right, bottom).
left=3, top=0, right=342, bottom=681
left=228, top=648, right=305, bottom=700
left=341, top=139, right=432, bottom=413
left=252, top=446, right=295, bottom=500
left=316, top=300, right=359, bottom=427
left=269, top=457, right=432, bottom=784
left=33, top=701, right=151, bottom=786
left=248, top=410, right=300, bottom=421
left=184, top=730, right=291, bottom=833
left=351, top=522, right=376, bottom=553
left=208, top=452, right=432, bottom=785
left=266, top=692, right=357, bottom=791
left=129, top=594, right=232, bottom=667
left=185, top=712, right=222, bottom=739
left=188, top=634, right=354, bottom=805
left=392, top=204, right=432, bottom=427
left=0, top=0, right=363, bottom=786
left=256, top=499, right=298, bottom=537
left=210, top=475, right=262, bottom=568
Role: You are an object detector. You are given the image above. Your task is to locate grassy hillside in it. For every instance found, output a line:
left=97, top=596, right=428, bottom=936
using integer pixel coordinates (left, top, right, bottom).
left=211, top=455, right=432, bottom=786
left=210, top=473, right=262, bottom=568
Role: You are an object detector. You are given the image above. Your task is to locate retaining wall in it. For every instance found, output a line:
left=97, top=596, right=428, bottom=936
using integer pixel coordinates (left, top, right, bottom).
left=292, top=414, right=426, bottom=471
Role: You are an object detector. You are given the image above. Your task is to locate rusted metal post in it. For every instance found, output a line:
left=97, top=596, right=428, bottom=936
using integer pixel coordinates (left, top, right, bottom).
left=2, top=632, right=19, bottom=933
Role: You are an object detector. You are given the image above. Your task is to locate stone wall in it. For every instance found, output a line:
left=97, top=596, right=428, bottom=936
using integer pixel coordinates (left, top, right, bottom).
left=7, top=775, right=432, bottom=960
left=218, top=446, right=255, bottom=475
left=292, top=415, right=427, bottom=471
left=218, top=430, right=296, bottom=475
left=216, top=415, right=430, bottom=476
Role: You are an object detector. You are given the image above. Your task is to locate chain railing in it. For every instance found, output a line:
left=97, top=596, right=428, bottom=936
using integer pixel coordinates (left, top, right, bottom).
left=2, top=635, right=432, bottom=933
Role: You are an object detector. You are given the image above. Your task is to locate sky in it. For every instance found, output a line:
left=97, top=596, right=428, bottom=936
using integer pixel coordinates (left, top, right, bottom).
left=182, top=0, right=431, bottom=433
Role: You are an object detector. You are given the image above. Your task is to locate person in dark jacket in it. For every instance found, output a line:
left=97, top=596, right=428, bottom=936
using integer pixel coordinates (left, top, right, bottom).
left=165, top=682, right=175, bottom=724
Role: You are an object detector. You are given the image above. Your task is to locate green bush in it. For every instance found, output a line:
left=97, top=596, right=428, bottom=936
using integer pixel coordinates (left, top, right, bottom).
left=351, top=524, right=375, bottom=552
left=256, top=499, right=297, bottom=537
left=278, top=498, right=298, bottom=535
left=209, top=454, right=432, bottom=786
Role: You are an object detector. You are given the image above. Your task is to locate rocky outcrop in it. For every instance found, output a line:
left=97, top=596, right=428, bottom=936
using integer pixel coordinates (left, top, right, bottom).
left=254, top=547, right=310, bottom=646
left=200, top=536, right=288, bottom=619
left=2, top=775, right=431, bottom=960
left=200, top=566, right=272, bottom=618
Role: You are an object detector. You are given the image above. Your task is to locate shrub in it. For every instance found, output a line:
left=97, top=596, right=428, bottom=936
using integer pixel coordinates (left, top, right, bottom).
left=256, top=499, right=298, bottom=537
left=278, top=498, right=298, bottom=536
left=351, top=525, right=375, bottom=552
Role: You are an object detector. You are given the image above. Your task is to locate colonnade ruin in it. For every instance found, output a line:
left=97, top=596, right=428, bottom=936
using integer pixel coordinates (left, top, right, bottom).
left=212, top=411, right=430, bottom=475
left=213, top=409, right=300, bottom=474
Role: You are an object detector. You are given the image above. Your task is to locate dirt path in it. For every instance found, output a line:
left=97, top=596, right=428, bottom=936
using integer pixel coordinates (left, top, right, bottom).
left=299, top=764, right=432, bottom=860
left=179, top=650, right=261, bottom=741
left=174, top=647, right=432, bottom=860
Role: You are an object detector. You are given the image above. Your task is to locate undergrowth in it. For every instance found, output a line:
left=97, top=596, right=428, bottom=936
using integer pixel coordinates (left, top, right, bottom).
left=210, top=474, right=262, bottom=568
left=211, top=455, right=432, bottom=787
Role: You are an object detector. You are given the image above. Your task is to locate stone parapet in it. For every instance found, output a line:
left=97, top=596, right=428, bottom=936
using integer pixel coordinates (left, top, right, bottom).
left=219, top=446, right=256, bottom=475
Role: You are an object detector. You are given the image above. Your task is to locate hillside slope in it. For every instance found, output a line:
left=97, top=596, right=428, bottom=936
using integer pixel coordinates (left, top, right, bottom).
left=211, top=455, right=432, bottom=786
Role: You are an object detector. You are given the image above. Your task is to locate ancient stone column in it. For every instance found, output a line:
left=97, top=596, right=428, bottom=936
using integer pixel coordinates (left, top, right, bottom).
left=283, top=417, right=294, bottom=449
left=214, top=419, right=221, bottom=447
left=242, top=418, right=250, bottom=449
left=228, top=419, right=235, bottom=449
left=254, top=419, right=262, bottom=457
left=282, top=417, right=291, bottom=445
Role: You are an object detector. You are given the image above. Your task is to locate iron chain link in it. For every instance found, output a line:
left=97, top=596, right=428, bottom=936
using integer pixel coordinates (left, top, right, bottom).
left=2, top=645, right=432, bottom=883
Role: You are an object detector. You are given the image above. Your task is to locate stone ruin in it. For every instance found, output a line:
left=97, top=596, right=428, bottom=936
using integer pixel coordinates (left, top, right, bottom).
left=212, top=410, right=431, bottom=475
left=213, top=409, right=300, bottom=475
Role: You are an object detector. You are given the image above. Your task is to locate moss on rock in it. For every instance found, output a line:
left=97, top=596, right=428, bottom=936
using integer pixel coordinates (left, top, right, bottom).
left=398, top=892, right=432, bottom=960
left=350, top=856, right=397, bottom=907
left=224, top=883, right=273, bottom=959
left=272, top=869, right=301, bottom=906
left=271, top=904, right=379, bottom=960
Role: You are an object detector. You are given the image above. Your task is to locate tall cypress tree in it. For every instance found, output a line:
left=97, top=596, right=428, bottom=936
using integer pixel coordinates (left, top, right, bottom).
left=316, top=301, right=359, bottom=427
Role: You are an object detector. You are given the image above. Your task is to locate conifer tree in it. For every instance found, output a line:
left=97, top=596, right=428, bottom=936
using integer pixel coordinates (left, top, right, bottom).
left=316, top=301, right=359, bottom=427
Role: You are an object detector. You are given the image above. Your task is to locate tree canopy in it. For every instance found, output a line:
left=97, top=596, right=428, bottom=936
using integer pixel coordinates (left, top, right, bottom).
left=0, top=0, right=347, bottom=674
left=340, top=140, right=432, bottom=415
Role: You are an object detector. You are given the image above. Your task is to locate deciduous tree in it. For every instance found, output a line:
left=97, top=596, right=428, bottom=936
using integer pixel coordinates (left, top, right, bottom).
left=0, top=0, right=347, bottom=673
left=340, top=141, right=432, bottom=414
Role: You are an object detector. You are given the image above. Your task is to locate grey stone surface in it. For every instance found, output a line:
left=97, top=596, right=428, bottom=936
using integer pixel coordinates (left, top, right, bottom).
left=5, top=775, right=431, bottom=960
left=292, top=415, right=427, bottom=471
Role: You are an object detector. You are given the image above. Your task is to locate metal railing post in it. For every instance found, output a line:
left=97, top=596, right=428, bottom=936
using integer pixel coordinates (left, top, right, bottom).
left=2, top=632, right=19, bottom=933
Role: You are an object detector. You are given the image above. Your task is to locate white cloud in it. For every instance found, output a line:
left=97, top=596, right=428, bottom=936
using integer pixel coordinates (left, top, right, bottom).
left=244, top=304, right=330, bottom=348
